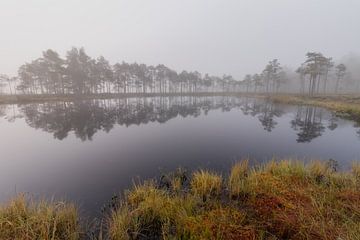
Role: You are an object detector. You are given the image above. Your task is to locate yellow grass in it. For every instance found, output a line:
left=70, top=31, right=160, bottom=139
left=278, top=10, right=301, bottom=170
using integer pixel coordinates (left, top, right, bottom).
left=0, top=194, right=80, bottom=240
left=109, top=160, right=360, bottom=240
left=191, top=170, right=222, bottom=199
left=2, top=159, right=360, bottom=239
left=228, top=160, right=249, bottom=197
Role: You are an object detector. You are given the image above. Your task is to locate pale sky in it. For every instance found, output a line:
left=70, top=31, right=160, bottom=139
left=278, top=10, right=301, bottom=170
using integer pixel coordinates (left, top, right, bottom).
left=1, top=0, right=359, bottom=78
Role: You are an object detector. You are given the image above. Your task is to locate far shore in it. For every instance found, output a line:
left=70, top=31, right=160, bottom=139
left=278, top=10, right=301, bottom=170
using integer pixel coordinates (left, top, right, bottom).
left=0, top=92, right=246, bottom=104
left=1, top=92, right=360, bottom=104
left=2, top=92, right=360, bottom=123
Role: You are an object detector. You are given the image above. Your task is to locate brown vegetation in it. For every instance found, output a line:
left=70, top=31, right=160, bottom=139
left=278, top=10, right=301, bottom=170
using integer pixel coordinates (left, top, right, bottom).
left=108, top=160, right=360, bottom=240
left=2, top=160, right=359, bottom=239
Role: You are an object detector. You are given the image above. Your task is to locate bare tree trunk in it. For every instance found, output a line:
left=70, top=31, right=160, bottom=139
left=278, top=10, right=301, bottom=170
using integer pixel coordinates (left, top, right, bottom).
left=335, top=77, right=340, bottom=94
left=316, top=75, right=321, bottom=94
left=323, top=70, right=329, bottom=94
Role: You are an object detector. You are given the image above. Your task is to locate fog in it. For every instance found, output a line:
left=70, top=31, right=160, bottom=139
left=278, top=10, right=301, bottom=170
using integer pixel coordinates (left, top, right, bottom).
left=1, top=0, right=360, bottom=78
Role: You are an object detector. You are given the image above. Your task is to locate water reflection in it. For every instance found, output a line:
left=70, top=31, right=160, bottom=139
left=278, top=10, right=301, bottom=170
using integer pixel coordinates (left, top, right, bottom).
left=2, top=96, right=359, bottom=142
left=290, top=106, right=325, bottom=142
left=1, top=96, right=360, bottom=216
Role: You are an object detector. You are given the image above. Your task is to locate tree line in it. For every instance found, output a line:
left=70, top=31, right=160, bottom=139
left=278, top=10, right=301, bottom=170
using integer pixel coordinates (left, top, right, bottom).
left=0, top=48, right=353, bottom=96
left=242, top=52, right=348, bottom=95
left=3, top=48, right=240, bottom=95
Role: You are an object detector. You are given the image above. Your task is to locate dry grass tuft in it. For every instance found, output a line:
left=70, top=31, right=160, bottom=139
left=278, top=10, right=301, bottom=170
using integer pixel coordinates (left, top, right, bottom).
left=110, top=181, right=198, bottom=239
left=0, top=194, right=80, bottom=240
left=228, top=160, right=249, bottom=197
left=191, top=170, right=222, bottom=199
left=352, top=161, right=360, bottom=181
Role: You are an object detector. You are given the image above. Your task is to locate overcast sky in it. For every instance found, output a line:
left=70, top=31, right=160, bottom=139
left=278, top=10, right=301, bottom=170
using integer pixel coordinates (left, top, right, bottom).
left=1, top=0, right=359, bottom=78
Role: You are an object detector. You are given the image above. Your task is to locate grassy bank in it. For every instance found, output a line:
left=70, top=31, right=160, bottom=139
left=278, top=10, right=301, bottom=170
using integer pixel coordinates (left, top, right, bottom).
left=2, top=160, right=360, bottom=239
left=109, top=160, right=360, bottom=240
left=269, top=94, right=360, bottom=123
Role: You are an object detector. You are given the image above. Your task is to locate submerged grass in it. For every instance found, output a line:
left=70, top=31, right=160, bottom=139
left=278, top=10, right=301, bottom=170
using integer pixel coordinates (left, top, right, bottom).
left=0, top=194, right=80, bottom=240
left=2, top=160, right=360, bottom=239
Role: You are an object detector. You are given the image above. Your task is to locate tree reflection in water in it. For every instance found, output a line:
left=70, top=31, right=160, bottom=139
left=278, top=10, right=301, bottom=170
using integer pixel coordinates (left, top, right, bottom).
left=291, top=106, right=326, bottom=142
left=1, top=96, right=358, bottom=142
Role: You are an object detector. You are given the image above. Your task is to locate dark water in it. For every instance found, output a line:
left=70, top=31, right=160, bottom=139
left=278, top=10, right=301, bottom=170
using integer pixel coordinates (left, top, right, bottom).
left=0, top=96, right=359, bottom=216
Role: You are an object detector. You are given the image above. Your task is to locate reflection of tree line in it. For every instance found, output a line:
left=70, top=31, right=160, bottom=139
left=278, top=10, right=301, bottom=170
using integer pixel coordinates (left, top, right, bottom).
left=291, top=106, right=326, bottom=142
left=17, top=97, right=245, bottom=141
left=240, top=98, right=283, bottom=132
left=236, top=99, right=353, bottom=142
left=3, top=97, right=359, bottom=141
left=0, top=105, right=6, bottom=118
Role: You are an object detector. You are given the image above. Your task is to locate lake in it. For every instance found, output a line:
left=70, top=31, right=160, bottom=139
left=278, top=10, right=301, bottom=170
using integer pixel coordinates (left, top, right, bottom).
left=0, top=96, right=359, bottom=216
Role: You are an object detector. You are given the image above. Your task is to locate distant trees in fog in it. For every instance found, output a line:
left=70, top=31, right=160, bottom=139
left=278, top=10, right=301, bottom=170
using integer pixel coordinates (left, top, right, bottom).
left=0, top=48, right=357, bottom=96
left=335, top=64, right=347, bottom=94
left=242, top=59, right=288, bottom=94
left=242, top=52, right=352, bottom=95
left=0, top=74, right=16, bottom=95
left=297, top=52, right=345, bottom=95
left=13, top=48, right=241, bottom=95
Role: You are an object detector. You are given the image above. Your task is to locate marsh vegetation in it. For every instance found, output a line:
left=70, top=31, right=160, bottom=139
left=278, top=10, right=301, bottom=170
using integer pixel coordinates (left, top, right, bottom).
left=2, top=160, right=360, bottom=240
left=107, top=160, right=360, bottom=240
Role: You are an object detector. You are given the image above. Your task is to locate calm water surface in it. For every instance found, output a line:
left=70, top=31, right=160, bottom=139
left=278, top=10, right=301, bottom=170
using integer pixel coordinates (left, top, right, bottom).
left=0, top=96, right=359, bottom=215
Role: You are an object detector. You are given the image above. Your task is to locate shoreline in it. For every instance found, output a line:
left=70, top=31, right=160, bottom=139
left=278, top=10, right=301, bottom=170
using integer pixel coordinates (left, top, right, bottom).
left=2, top=92, right=360, bottom=123
left=268, top=94, right=360, bottom=123
left=1, top=159, right=360, bottom=239
left=0, top=92, right=247, bottom=105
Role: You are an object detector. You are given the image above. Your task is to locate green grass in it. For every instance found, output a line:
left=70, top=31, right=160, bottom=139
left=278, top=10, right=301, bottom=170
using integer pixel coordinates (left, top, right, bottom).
left=0, top=194, right=80, bottom=240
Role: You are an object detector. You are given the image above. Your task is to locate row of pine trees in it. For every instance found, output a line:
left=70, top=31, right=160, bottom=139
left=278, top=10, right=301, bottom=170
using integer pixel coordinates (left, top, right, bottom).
left=0, top=48, right=350, bottom=96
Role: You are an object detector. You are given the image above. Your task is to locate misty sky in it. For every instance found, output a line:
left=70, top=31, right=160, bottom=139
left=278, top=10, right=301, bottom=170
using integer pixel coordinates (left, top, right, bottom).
left=1, top=0, right=359, bottom=78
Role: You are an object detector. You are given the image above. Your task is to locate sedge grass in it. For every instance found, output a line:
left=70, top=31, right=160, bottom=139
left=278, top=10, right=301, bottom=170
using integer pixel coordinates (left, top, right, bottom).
left=0, top=194, right=80, bottom=240
left=109, top=160, right=360, bottom=240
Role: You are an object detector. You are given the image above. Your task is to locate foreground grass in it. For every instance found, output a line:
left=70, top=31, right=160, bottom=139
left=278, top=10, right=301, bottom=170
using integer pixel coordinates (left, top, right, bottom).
left=2, top=160, right=360, bottom=239
left=0, top=194, right=80, bottom=240
left=269, top=94, right=360, bottom=123
left=109, top=160, right=360, bottom=240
